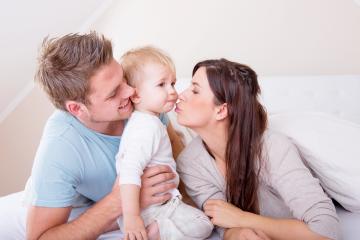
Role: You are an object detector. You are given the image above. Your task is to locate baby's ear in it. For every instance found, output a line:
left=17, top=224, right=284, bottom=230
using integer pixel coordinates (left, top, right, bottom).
left=130, top=89, right=141, bottom=104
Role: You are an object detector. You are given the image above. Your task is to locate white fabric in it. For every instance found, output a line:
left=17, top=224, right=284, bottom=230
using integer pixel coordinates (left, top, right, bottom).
left=116, top=111, right=180, bottom=196
left=3, top=191, right=360, bottom=240
left=118, top=196, right=213, bottom=240
left=0, top=191, right=124, bottom=239
left=269, top=112, right=360, bottom=213
left=258, top=75, right=360, bottom=124
left=175, top=75, right=360, bottom=124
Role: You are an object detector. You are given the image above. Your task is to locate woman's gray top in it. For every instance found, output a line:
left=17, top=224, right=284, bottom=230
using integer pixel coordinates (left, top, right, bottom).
left=177, top=130, right=340, bottom=239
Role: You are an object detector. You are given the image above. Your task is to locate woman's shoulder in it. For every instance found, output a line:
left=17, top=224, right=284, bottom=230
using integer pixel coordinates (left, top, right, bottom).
left=260, top=129, right=299, bottom=176
left=263, top=129, right=292, bottom=145
left=262, top=129, right=295, bottom=155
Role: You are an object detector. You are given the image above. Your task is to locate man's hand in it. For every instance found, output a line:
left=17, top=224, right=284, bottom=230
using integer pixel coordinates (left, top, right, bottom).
left=140, top=165, right=176, bottom=209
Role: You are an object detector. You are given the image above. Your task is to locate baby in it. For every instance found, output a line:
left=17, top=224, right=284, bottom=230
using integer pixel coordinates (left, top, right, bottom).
left=116, top=46, right=213, bottom=240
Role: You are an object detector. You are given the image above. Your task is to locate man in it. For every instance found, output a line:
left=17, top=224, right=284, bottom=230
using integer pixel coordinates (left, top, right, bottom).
left=0, top=32, right=184, bottom=239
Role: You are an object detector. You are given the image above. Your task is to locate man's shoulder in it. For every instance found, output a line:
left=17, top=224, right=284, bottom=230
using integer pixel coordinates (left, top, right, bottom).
left=43, top=110, right=76, bottom=137
left=37, top=110, right=94, bottom=158
left=43, top=110, right=94, bottom=140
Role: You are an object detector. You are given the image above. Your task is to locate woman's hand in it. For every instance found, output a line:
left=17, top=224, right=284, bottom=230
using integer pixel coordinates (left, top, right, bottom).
left=224, top=227, right=271, bottom=240
left=204, top=199, right=245, bottom=228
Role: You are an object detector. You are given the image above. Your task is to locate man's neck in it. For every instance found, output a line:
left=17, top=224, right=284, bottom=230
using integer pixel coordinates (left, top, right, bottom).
left=80, top=119, right=125, bottom=136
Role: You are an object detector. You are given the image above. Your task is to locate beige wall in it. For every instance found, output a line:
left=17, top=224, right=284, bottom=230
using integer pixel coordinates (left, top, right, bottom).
left=94, top=0, right=360, bottom=77
left=1, top=0, right=360, bottom=196
left=0, top=87, right=54, bottom=196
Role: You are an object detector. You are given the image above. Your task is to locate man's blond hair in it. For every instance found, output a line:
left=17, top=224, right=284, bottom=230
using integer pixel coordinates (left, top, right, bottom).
left=35, top=32, right=113, bottom=110
left=120, top=46, right=175, bottom=87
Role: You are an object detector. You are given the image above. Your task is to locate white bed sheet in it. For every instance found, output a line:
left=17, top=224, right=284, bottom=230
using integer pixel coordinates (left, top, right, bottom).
left=1, top=191, right=359, bottom=239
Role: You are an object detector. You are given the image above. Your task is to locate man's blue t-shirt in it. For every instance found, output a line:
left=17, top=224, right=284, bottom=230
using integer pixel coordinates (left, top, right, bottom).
left=24, top=110, right=169, bottom=207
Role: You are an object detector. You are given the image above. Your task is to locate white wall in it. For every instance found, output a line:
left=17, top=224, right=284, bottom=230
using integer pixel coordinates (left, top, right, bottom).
left=0, top=87, right=54, bottom=196
left=0, top=0, right=109, bottom=122
left=94, top=0, right=360, bottom=77
left=1, top=0, right=359, bottom=196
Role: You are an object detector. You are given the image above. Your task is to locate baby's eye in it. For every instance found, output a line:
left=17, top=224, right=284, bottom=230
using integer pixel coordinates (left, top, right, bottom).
left=171, top=82, right=176, bottom=86
left=158, top=82, right=165, bottom=87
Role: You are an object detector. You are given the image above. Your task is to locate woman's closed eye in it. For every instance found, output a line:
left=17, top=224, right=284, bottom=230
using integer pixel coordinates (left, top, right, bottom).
left=192, top=88, right=199, bottom=94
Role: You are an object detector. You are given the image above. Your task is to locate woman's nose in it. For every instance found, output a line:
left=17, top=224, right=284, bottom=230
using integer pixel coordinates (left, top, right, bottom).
left=178, top=91, right=186, bottom=101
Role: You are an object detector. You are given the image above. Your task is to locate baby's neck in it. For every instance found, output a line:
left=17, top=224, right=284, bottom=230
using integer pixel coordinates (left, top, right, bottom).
left=134, top=107, right=160, bottom=117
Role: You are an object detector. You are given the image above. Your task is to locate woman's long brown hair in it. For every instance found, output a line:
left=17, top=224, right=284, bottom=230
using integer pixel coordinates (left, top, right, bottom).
left=193, top=59, right=267, bottom=213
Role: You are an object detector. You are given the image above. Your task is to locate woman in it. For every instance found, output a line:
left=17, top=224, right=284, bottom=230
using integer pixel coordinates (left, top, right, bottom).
left=175, top=59, right=340, bottom=240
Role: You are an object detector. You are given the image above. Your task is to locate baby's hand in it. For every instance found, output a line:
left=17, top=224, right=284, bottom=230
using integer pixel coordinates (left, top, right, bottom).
left=124, top=215, right=147, bottom=240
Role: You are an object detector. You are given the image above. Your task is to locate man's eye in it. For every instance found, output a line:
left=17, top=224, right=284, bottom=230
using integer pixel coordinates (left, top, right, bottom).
left=108, top=93, right=116, bottom=99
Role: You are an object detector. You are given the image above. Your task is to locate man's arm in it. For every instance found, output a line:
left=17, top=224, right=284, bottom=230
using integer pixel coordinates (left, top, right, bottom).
left=27, top=182, right=122, bottom=240
left=26, top=165, right=175, bottom=240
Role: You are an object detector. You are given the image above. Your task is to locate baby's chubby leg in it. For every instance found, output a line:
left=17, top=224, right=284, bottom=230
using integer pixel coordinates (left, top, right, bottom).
left=146, top=221, right=160, bottom=240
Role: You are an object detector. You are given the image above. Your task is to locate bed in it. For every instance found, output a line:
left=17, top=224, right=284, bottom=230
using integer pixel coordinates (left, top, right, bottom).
left=1, top=75, right=359, bottom=239
left=259, top=75, right=360, bottom=240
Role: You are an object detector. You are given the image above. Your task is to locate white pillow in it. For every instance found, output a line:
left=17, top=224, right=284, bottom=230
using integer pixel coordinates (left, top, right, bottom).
left=269, top=112, right=360, bottom=213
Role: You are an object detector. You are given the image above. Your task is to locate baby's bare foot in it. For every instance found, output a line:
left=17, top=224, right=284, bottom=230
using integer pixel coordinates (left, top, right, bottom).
left=146, top=221, right=160, bottom=240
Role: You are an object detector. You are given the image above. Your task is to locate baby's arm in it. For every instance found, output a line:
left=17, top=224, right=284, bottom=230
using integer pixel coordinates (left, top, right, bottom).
left=120, top=184, right=147, bottom=240
left=117, top=116, right=163, bottom=239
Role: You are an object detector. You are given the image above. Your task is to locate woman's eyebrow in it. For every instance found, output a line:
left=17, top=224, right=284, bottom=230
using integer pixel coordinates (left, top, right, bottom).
left=192, top=81, right=201, bottom=87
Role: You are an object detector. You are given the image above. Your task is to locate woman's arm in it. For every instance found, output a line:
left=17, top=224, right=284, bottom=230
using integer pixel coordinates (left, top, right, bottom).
left=224, top=227, right=270, bottom=240
left=244, top=213, right=329, bottom=240
left=204, top=199, right=329, bottom=240
left=204, top=133, right=340, bottom=240
left=265, top=133, right=339, bottom=239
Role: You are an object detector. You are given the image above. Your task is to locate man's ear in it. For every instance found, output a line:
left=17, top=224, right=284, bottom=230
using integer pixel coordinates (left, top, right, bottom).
left=65, top=100, right=87, bottom=117
left=130, top=89, right=141, bottom=104
left=215, top=103, right=228, bottom=121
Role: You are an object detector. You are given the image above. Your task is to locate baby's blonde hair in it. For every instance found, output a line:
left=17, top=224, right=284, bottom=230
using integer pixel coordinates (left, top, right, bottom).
left=120, top=46, right=175, bottom=87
